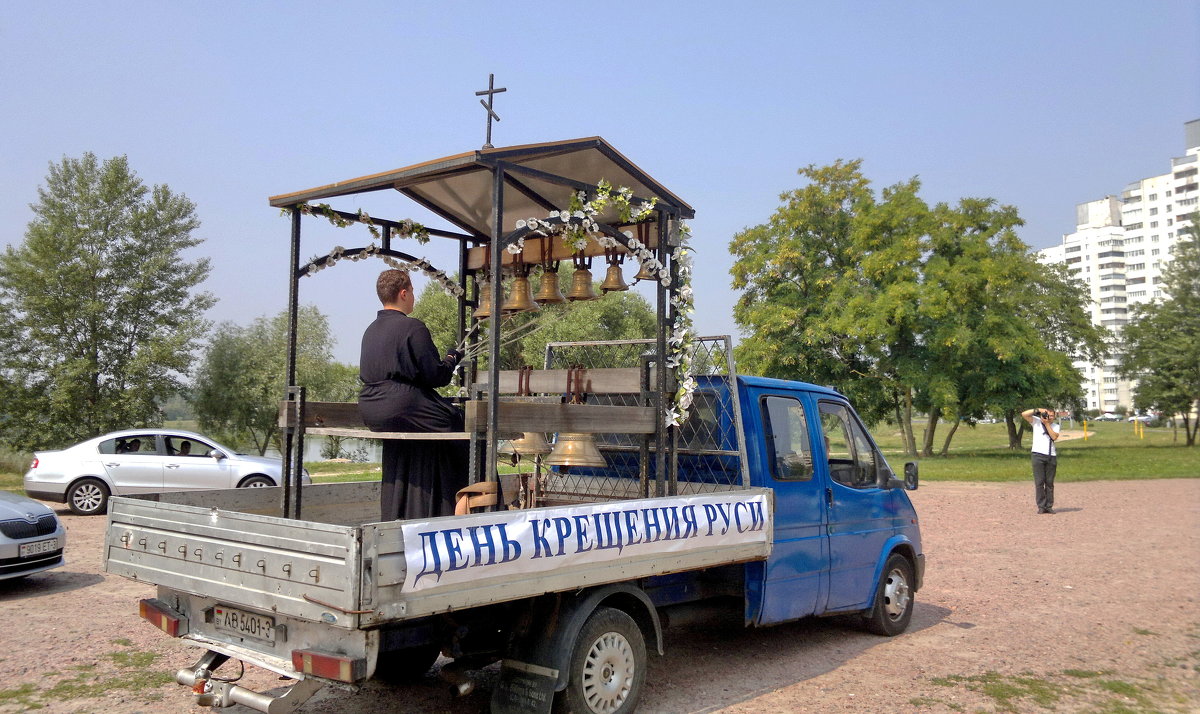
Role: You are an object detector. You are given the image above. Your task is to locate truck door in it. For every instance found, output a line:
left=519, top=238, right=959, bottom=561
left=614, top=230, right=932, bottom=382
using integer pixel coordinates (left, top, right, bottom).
left=817, top=401, right=895, bottom=612
left=755, top=394, right=829, bottom=624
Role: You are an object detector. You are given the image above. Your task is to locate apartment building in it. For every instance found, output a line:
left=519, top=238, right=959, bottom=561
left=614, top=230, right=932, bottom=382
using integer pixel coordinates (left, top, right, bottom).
left=1038, top=119, right=1198, bottom=414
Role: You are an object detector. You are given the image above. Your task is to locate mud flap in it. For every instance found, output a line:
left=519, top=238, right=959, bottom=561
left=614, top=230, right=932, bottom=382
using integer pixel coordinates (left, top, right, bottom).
left=491, top=659, right=558, bottom=714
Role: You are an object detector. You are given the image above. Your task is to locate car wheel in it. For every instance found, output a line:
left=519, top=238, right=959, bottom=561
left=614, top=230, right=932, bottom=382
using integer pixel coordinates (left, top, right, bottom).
left=862, top=553, right=915, bottom=636
left=67, top=478, right=109, bottom=516
left=238, top=475, right=274, bottom=488
left=557, top=607, right=646, bottom=714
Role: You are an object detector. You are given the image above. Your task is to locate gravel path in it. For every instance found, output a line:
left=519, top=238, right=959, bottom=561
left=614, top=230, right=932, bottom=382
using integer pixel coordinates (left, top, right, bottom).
left=0, top=478, right=1196, bottom=713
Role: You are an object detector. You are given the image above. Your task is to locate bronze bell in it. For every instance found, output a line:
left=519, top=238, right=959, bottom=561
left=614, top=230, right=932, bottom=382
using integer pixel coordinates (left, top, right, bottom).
left=632, top=261, right=658, bottom=283
left=545, top=433, right=607, bottom=468
left=507, top=432, right=552, bottom=457
left=501, top=275, right=540, bottom=313
left=473, top=280, right=498, bottom=319
left=566, top=267, right=599, bottom=301
left=534, top=270, right=566, bottom=304
left=600, top=263, right=630, bottom=293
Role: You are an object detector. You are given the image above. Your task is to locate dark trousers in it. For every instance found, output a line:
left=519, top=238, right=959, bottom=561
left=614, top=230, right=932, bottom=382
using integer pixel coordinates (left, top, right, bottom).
left=1032, top=453, right=1056, bottom=511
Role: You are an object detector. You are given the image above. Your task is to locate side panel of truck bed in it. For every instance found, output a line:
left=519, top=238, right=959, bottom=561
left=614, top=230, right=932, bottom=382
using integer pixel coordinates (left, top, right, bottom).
left=105, top=494, right=363, bottom=627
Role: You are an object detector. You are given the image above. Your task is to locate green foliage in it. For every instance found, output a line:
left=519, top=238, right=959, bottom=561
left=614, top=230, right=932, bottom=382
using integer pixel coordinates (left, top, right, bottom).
left=191, top=305, right=358, bottom=455
left=0, top=153, right=214, bottom=450
left=412, top=266, right=657, bottom=372
left=730, top=160, right=1107, bottom=457
left=1119, top=215, right=1200, bottom=446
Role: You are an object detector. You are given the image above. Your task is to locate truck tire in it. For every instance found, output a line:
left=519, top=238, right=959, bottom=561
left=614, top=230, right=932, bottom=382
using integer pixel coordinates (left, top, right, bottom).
left=557, top=606, right=646, bottom=714
left=374, top=644, right=440, bottom=683
left=67, top=478, right=109, bottom=515
left=863, top=553, right=915, bottom=636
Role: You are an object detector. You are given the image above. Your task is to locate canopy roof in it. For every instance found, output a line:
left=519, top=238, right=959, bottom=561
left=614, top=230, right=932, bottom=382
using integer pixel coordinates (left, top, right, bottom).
left=268, top=137, right=694, bottom=240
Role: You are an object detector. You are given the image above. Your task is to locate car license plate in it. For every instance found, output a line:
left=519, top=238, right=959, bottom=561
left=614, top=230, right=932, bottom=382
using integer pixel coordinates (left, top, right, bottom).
left=19, top=538, right=58, bottom=558
left=213, top=605, right=276, bottom=644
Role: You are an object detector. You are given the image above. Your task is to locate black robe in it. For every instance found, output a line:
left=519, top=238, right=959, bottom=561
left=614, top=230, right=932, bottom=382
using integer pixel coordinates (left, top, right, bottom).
left=358, top=309, right=467, bottom=521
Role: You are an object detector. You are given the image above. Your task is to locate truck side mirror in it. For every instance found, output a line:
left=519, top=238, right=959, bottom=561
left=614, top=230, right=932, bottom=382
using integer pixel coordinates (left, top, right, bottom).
left=904, top=461, right=919, bottom=490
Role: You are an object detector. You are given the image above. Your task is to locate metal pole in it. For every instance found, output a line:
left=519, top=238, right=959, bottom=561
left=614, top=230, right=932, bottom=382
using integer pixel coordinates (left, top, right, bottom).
left=282, top=208, right=302, bottom=518
left=486, top=168, right=504, bottom=486
left=654, top=214, right=668, bottom=498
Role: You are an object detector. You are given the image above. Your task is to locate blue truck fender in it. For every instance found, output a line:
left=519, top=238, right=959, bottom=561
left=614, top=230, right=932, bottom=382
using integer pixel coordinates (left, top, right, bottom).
left=867, top=535, right=924, bottom=609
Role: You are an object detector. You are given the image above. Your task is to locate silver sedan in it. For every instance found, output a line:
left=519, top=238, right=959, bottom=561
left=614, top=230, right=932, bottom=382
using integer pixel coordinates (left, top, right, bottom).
left=0, top=489, right=65, bottom=579
left=24, top=429, right=311, bottom=516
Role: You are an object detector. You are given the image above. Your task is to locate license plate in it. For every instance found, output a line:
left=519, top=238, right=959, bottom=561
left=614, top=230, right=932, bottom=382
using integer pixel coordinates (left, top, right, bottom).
left=213, top=605, right=276, bottom=644
left=19, top=538, right=58, bottom=558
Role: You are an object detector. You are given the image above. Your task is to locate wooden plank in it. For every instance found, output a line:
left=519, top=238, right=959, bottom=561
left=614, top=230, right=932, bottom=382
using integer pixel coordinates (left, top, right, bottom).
left=306, top=427, right=470, bottom=441
left=278, top=401, right=363, bottom=428
left=465, top=401, right=655, bottom=434
left=476, top=367, right=649, bottom=395
left=466, top=231, right=658, bottom=270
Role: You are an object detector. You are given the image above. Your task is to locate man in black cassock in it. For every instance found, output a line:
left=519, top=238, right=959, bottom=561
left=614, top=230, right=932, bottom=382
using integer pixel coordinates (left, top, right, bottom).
left=359, top=269, right=467, bottom=520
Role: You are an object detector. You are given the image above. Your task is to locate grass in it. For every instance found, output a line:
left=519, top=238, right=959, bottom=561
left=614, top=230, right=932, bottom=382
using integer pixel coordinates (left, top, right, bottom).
left=928, top=668, right=1178, bottom=713
left=0, top=643, right=172, bottom=708
left=1, top=420, right=1194, bottom=492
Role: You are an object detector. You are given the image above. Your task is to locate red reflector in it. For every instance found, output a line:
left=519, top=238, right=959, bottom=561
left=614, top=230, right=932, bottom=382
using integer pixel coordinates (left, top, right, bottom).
left=139, top=598, right=187, bottom=637
left=291, top=649, right=367, bottom=683
left=30, top=458, right=38, bottom=469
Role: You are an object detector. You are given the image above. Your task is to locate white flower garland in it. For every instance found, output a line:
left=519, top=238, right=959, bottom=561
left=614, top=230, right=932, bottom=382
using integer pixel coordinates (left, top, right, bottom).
left=301, top=243, right=464, bottom=297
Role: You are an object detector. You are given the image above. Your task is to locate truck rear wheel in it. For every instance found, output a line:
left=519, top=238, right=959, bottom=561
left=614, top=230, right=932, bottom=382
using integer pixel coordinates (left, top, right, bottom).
left=863, top=553, right=914, bottom=636
left=557, top=606, right=646, bottom=714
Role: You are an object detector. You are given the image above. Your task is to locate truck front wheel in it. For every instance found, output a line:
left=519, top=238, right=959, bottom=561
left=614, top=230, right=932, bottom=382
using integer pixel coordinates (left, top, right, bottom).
left=863, top=553, right=915, bottom=636
left=557, top=606, right=646, bottom=714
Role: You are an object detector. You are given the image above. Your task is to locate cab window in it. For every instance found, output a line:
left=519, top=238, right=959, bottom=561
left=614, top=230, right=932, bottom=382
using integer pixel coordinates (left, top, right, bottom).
left=762, top=395, right=813, bottom=481
left=818, top=402, right=879, bottom=489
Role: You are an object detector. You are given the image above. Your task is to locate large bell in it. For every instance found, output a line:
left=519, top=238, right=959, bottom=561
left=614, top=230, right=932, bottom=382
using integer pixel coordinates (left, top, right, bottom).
left=534, top=270, right=566, bottom=304
left=473, top=280, right=498, bottom=319
left=501, top=275, right=540, bottom=313
left=632, top=261, right=658, bottom=283
left=600, top=263, right=630, bottom=293
left=566, top=268, right=600, bottom=301
left=505, top=432, right=552, bottom=457
left=545, top=433, right=607, bottom=468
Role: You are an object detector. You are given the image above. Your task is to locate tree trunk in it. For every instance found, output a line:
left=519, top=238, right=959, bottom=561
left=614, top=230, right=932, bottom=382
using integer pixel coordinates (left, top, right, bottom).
left=939, top=418, right=961, bottom=456
left=1005, top=410, right=1021, bottom=449
left=921, top=411, right=939, bottom=457
left=903, top=388, right=918, bottom=457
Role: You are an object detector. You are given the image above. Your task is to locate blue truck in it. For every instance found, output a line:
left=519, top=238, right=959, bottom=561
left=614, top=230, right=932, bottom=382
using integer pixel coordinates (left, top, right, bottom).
left=105, top=352, right=922, bottom=714
left=105, top=138, right=922, bottom=713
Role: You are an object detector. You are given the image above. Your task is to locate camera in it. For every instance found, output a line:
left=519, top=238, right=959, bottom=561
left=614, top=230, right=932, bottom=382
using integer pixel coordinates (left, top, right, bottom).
left=1032, top=409, right=1046, bottom=419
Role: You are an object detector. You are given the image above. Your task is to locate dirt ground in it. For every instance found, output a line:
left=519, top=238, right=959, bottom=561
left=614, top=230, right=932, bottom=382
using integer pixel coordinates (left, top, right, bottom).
left=0, top=478, right=1197, bottom=713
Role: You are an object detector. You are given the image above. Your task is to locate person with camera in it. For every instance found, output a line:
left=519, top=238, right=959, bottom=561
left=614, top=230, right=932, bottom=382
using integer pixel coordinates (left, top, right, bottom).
left=1021, top=407, right=1061, bottom=514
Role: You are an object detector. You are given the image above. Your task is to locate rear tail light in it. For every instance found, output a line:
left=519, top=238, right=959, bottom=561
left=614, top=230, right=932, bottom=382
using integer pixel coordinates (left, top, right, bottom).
left=139, top=598, right=188, bottom=637
left=29, top=458, right=38, bottom=470
left=291, top=649, right=367, bottom=683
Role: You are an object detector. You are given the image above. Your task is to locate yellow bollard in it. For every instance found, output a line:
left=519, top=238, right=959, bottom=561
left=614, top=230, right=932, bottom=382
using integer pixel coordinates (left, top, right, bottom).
left=1083, top=419, right=1089, bottom=441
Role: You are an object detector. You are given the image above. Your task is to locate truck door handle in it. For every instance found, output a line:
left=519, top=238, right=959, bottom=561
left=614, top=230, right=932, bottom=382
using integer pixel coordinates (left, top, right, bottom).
left=825, top=488, right=833, bottom=506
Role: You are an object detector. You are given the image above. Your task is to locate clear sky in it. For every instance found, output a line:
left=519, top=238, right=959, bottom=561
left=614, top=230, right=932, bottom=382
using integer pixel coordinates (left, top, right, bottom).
left=2, top=1, right=1197, bottom=364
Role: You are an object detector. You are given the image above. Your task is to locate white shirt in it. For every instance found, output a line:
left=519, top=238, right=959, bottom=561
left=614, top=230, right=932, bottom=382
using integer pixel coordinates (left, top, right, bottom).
left=1031, top=419, right=1059, bottom=457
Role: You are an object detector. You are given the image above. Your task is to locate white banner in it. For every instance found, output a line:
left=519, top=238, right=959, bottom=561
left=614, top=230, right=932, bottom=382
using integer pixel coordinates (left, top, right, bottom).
left=400, top=492, right=770, bottom=594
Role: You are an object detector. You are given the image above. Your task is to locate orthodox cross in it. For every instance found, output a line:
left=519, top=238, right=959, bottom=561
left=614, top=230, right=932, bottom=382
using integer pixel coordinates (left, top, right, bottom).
left=475, top=73, right=506, bottom=149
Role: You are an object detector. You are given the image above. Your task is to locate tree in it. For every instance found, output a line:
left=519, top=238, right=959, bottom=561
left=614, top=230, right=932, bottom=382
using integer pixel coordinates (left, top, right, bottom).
left=0, top=153, right=213, bottom=450
left=1119, top=216, right=1200, bottom=445
left=191, top=306, right=358, bottom=455
left=730, top=160, right=1106, bottom=457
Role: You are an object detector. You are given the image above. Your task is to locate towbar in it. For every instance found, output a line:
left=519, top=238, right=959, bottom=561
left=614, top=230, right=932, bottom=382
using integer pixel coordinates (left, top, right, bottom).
left=176, top=650, right=324, bottom=713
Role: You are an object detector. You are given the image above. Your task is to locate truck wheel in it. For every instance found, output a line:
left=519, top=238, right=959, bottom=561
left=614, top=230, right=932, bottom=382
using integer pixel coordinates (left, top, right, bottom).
left=557, top=607, right=646, bottom=714
left=374, top=644, right=440, bottom=683
left=67, top=478, right=109, bottom=515
left=863, top=553, right=914, bottom=636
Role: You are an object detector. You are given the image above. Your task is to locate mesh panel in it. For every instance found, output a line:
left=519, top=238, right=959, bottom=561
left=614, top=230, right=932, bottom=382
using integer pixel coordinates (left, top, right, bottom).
left=0, top=515, right=58, bottom=540
left=523, top=337, right=746, bottom=504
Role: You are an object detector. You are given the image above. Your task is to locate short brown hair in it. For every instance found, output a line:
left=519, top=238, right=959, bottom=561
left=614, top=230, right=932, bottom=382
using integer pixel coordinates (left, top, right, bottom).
left=376, top=269, right=412, bottom=304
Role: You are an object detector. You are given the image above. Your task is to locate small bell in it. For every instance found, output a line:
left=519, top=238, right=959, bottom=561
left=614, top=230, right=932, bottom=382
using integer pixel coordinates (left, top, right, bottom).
left=600, top=263, right=629, bottom=293
left=508, top=432, right=552, bottom=457
left=632, top=261, right=658, bottom=283
left=473, top=280, right=498, bottom=319
left=501, top=274, right=540, bottom=313
left=534, top=270, right=567, bottom=304
left=545, top=433, right=607, bottom=468
left=566, top=267, right=599, bottom=301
